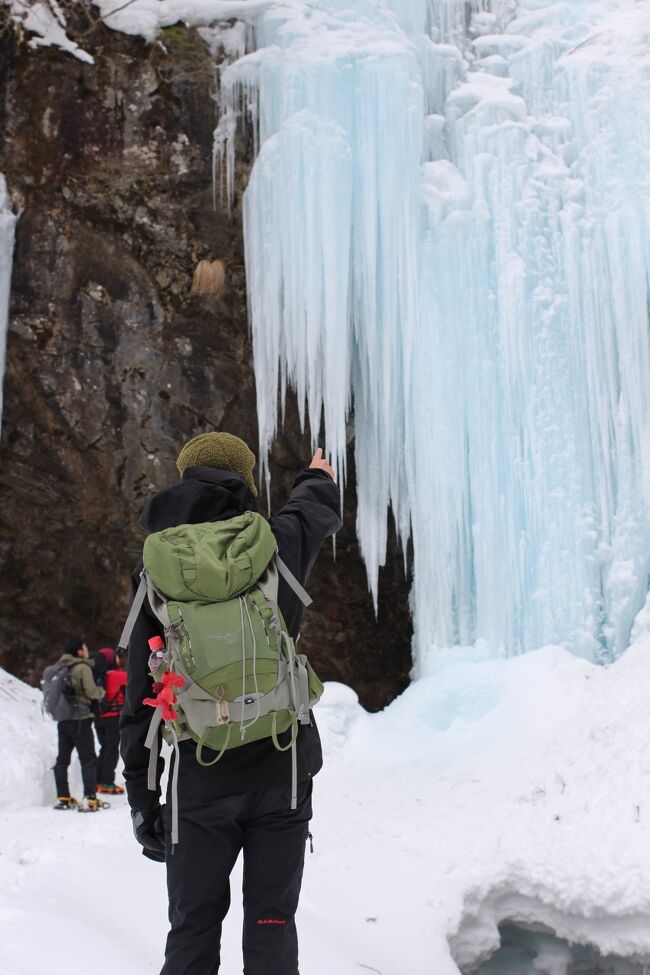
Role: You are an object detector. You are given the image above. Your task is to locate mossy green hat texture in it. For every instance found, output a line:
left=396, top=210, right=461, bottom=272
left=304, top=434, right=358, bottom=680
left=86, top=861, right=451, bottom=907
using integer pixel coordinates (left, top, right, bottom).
left=176, top=432, right=258, bottom=497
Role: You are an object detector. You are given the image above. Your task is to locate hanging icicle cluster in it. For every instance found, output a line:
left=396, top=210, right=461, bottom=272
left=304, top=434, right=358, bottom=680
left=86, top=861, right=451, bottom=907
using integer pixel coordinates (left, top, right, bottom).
left=214, top=0, right=650, bottom=671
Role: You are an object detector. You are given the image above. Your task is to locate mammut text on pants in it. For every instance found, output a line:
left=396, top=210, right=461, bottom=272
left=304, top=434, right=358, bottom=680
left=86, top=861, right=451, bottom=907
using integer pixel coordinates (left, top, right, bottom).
left=160, top=780, right=313, bottom=975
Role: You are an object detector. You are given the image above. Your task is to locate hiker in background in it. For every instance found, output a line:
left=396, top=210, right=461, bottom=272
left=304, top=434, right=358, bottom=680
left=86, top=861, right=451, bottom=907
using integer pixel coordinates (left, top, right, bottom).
left=91, top=646, right=111, bottom=691
left=120, top=432, right=341, bottom=975
left=95, top=647, right=127, bottom=795
left=49, top=637, right=105, bottom=812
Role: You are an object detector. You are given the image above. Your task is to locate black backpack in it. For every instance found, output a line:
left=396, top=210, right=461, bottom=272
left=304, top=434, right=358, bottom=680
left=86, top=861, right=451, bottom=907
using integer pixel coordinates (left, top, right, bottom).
left=91, top=652, right=110, bottom=688
left=41, top=664, right=88, bottom=721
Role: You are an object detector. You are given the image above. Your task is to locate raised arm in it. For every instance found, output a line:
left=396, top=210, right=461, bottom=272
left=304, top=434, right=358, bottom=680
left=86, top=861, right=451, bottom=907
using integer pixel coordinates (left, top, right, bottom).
left=269, top=450, right=342, bottom=637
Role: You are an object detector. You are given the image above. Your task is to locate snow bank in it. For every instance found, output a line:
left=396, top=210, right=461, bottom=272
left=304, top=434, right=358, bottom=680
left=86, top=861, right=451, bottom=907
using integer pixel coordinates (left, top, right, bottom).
left=0, top=668, right=56, bottom=808
left=3, top=639, right=650, bottom=973
left=312, top=635, right=650, bottom=971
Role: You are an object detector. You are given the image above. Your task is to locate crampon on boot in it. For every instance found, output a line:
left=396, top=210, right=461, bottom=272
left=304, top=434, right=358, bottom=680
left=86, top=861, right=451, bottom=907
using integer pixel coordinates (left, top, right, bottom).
left=54, top=796, right=78, bottom=810
left=97, top=784, right=125, bottom=795
left=78, top=797, right=109, bottom=812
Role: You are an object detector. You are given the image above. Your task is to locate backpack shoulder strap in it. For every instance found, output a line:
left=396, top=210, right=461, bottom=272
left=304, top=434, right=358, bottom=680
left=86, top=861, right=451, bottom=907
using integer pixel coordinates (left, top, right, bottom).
left=275, top=555, right=313, bottom=608
left=118, top=573, right=148, bottom=651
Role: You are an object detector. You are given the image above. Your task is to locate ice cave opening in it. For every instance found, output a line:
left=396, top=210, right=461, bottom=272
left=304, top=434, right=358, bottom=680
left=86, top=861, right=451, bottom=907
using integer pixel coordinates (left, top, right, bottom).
left=469, top=922, right=650, bottom=975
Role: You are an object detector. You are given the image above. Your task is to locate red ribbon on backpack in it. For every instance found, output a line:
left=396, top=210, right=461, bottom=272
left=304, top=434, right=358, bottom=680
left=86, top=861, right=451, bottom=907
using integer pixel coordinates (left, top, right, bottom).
left=143, top=671, right=185, bottom=722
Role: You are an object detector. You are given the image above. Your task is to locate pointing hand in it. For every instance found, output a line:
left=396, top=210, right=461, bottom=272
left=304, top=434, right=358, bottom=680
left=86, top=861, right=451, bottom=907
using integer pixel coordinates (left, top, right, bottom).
left=309, top=448, right=335, bottom=482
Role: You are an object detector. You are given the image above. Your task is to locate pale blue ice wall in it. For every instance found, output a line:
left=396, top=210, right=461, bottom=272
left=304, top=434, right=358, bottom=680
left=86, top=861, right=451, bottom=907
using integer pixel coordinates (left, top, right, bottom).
left=0, top=175, right=16, bottom=430
left=215, top=0, right=650, bottom=670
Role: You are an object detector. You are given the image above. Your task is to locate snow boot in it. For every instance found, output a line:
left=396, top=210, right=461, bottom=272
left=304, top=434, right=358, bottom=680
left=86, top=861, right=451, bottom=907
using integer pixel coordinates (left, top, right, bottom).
left=78, top=797, right=108, bottom=812
left=54, top=796, right=78, bottom=810
left=97, top=783, right=124, bottom=795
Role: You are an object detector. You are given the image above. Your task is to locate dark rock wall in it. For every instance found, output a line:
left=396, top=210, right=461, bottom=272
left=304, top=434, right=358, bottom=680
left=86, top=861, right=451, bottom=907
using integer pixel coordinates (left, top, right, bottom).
left=0, top=23, right=412, bottom=710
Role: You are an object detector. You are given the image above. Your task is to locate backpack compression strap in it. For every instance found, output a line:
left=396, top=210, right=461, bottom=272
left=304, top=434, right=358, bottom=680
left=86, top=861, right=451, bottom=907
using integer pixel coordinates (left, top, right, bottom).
left=119, top=558, right=308, bottom=654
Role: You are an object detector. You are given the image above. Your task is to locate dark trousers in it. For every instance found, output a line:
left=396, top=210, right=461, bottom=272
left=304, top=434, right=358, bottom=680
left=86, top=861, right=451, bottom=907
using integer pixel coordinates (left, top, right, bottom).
left=95, top=715, right=120, bottom=786
left=54, top=719, right=97, bottom=798
left=160, top=780, right=313, bottom=975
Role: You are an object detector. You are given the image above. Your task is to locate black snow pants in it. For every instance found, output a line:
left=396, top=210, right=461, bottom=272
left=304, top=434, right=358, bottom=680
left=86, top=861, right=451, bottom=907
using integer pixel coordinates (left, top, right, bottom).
left=160, top=779, right=313, bottom=975
left=54, top=718, right=97, bottom=798
left=95, top=715, right=120, bottom=786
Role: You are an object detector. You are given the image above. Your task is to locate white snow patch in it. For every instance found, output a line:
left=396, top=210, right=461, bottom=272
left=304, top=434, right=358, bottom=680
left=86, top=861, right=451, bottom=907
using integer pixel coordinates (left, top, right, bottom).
left=7, top=1, right=95, bottom=62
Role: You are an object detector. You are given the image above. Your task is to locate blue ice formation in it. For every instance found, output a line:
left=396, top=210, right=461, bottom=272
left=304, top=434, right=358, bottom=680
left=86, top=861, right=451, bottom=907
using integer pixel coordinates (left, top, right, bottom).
left=214, top=0, right=650, bottom=671
left=0, top=175, right=16, bottom=429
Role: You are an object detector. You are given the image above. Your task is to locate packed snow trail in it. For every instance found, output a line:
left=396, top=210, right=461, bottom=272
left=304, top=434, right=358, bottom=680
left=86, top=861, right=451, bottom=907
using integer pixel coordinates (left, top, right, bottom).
left=3, top=635, right=650, bottom=974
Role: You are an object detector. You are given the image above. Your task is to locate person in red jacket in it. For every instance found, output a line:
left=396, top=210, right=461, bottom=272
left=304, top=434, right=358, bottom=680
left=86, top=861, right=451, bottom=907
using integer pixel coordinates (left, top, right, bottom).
left=94, top=647, right=127, bottom=795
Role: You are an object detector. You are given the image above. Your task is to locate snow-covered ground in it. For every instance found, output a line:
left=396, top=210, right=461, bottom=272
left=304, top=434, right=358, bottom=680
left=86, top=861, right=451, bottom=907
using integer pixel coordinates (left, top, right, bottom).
left=3, top=634, right=650, bottom=974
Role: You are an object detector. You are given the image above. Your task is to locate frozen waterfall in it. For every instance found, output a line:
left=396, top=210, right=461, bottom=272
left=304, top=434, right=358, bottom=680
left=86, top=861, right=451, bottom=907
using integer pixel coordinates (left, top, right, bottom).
left=215, top=0, right=650, bottom=671
left=0, top=174, right=16, bottom=430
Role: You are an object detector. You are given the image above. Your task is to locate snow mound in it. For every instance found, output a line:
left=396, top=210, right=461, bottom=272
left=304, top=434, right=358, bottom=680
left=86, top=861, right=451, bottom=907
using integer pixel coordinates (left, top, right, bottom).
left=0, top=668, right=56, bottom=809
left=312, top=636, right=650, bottom=972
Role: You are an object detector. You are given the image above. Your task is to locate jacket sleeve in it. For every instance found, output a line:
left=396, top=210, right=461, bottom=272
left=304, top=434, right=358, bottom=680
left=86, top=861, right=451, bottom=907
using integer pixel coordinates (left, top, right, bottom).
left=269, top=468, right=342, bottom=638
left=119, top=566, right=165, bottom=813
left=77, top=663, right=105, bottom=703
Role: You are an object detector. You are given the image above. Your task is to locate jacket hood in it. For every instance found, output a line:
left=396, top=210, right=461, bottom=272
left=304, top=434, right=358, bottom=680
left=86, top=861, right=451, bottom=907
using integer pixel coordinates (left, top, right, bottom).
left=140, top=466, right=257, bottom=535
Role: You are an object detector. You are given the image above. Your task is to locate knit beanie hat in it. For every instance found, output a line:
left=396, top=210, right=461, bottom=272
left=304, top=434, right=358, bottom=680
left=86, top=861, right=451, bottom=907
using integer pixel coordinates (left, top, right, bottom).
left=176, top=432, right=258, bottom=497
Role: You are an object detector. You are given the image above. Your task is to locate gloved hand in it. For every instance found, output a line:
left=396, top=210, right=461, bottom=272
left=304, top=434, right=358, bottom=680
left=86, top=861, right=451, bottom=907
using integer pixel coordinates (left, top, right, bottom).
left=132, top=806, right=165, bottom=862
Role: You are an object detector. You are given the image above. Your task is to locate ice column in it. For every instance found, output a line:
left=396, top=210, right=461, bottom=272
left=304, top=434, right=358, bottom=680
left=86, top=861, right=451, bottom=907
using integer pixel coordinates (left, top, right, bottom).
left=410, top=3, right=650, bottom=668
left=0, top=175, right=16, bottom=430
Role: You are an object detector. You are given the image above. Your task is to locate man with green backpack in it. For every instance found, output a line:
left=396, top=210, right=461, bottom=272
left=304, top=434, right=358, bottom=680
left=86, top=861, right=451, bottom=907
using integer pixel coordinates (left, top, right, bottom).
left=119, top=431, right=341, bottom=975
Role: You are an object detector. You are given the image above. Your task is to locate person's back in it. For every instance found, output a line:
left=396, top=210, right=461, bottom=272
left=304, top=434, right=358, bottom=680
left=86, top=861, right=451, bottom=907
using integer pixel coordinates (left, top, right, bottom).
left=120, top=431, right=341, bottom=975
left=50, top=637, right=105, bottom=812
left=104, top=666, right=127, bottom=708
left=94, top=648, right=127, bottom=795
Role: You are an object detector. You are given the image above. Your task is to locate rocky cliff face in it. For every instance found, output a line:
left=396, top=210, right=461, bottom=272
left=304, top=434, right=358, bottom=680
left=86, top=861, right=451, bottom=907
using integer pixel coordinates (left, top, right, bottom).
left=0, top=21, right=412, bottom=710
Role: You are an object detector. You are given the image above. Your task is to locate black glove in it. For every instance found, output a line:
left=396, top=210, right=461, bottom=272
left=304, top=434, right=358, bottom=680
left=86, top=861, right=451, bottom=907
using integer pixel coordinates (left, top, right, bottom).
left=132, top=806, right=165, bottom=862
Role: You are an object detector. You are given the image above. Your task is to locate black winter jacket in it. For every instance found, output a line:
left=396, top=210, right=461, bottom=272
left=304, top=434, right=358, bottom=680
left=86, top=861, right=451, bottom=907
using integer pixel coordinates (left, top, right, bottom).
left=119, top=465, right=341, bottom=814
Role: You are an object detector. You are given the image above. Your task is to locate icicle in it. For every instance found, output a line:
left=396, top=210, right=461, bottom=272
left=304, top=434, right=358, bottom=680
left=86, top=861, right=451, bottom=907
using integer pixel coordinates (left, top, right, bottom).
left=212, top=0, right=650, bottom=670
left=0, top=175, right=17, bottom=431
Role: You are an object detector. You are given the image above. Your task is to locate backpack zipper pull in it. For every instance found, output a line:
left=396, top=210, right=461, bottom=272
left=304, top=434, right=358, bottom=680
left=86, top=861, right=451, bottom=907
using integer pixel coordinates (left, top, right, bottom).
left=307, top=831, right=314, bottom=854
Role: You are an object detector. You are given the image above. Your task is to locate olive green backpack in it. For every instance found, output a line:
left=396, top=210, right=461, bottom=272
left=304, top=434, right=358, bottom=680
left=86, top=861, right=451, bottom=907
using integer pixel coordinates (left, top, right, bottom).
left=118, top=511, right=324, bottom=845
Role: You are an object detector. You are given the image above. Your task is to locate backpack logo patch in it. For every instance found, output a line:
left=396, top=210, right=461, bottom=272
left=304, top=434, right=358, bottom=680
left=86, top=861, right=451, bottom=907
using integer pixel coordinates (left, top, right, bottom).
left=205, top=630, right=241, bottom=646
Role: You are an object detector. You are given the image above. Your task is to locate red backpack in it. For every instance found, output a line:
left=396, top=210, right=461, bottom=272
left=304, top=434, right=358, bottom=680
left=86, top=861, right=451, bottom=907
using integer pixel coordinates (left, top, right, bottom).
left=100, top=668, right=127, bottom=717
